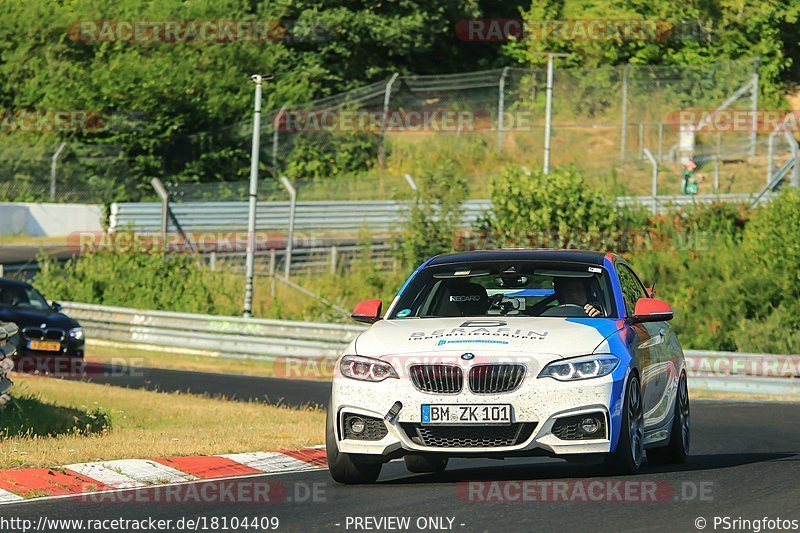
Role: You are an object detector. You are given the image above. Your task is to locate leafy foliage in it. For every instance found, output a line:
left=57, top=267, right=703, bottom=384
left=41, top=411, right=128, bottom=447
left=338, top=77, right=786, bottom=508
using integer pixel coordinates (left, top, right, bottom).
left=393, top=160, right=469, bottom=267
left=481, top=164, right=648, bottom=248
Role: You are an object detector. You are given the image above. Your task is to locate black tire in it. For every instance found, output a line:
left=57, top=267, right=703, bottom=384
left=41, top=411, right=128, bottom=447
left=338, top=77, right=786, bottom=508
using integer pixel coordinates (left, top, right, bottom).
left=325, top=403, right=382, bottom=484
left=647, top=372, right=690, bottom=464
left=404, top=454, right=448, bottom=474
left=605, top=373, right=645, bottom=474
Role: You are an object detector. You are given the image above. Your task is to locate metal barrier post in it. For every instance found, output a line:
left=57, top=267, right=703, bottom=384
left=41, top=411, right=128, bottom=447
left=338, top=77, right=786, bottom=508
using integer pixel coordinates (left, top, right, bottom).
left=620, top=64, right=629, bottom=161
left=150, top=178, right=169, bottom=251
left=713, top=156, right=720, bottom=193
left=643, top=148, right=658, bottom=215
left=50, top=142, right=67, bottom=202
left=751, top=57, right=760, bottom=156
left=244, top=74, right=270, bottom=317
left=280, top=176, right=296, bottom=278
left=497, top=67, right=509, bottom=152
left=330, top=246, right=338, bottom=274
left=785, top=130, right=799, bottom=187
left=379, top=73, right=399, bottom=169
left=767, top=130, right=777, bottom=185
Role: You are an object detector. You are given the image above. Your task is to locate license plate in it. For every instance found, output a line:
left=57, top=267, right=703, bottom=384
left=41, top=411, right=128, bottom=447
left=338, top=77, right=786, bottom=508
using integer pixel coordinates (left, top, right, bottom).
left=28, top=340, right=61, bottom=352
left=421, top=404, right=512, bottom=425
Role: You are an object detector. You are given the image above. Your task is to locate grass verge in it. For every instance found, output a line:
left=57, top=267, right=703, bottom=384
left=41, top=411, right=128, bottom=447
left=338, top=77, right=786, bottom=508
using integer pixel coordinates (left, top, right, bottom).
left=0, top=375, right=324, bottom=469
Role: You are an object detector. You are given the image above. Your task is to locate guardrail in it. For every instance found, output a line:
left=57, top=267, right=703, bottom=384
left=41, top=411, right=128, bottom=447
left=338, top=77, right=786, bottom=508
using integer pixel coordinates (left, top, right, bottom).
left=110, top=194, right=769, bottom=234
left=63, top=302, right=798, bottom=397
left=0, top=322, right=18, bottom=408
left=62, top=302, right=365, bottom=359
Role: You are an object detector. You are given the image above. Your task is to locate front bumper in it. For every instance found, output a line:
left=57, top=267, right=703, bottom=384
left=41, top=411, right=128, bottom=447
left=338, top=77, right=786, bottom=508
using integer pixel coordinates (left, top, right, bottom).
left=14, top=331, right=85, bottom=357
left=332, top=366, right=623, bottom=458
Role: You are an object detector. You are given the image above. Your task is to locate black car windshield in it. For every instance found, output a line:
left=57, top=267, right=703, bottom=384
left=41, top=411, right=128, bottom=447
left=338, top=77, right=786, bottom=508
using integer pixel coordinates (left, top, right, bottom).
left=390, top=261, right=617, bottom=319
left=0, top=283, right=50, bottom=310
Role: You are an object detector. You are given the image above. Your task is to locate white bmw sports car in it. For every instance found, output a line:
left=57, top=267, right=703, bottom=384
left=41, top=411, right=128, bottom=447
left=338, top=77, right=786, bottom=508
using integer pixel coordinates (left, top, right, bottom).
left=327, top=250, right=690, bottom=484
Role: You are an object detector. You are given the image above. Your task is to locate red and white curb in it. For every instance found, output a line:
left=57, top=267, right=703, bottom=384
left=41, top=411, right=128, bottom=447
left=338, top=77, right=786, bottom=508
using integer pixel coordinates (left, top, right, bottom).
left=0, top=446, right=326, bottom=504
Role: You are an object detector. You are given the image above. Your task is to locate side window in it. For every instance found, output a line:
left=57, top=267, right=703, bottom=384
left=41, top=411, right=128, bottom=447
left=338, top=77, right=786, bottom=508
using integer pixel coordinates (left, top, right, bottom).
left=617, top=265, right=646, bottom=316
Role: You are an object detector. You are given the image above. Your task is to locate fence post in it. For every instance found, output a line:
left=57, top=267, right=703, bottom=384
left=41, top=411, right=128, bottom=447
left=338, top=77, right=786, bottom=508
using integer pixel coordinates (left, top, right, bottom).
left=638, top=122, right=644, bottom=160
left=244, top=74, right=271, bottom=317
left=150, top=178, right=169, bottom=251
left=497, top=67, right=509, bottom=152
left=269, top=248, right=276, bottom=298
left=643, top=148, right=658, bottom=215
left=330, top=246, right=338, bottom=274
left=620, top=64, right=630, bottom=161
left=751, top=57, right=760, bottom=157
left=209, top=251, right=217, bottom=271
left=713, top=156, right=720, bottom=193
left=272, top=105, right=286, bottom=174
left=279, top=176, right=296, bottom=278
left=379, top=73, right=400, bottom=169
left=49, top=142, right=67, bottom=202
left=767, top=131, right=776, bottom=185
left=785, top=129, right=799, bottom=188
left=543, top=56, right=554, bottom=175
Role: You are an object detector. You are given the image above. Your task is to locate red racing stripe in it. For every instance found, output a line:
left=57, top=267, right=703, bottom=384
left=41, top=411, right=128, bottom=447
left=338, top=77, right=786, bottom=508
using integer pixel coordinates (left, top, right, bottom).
left=278, top=447, right=327, bottom=467
left=0, top=468, right=110, bottom=497
left=153, top=456, right=262, bottom=479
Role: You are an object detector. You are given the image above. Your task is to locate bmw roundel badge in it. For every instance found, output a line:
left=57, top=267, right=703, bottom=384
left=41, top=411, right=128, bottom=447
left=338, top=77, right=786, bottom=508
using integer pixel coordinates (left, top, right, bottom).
left=461, top=353, right=475, bottom=361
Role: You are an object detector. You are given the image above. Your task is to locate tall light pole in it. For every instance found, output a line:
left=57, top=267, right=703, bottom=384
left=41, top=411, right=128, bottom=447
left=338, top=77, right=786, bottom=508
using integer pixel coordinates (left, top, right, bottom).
left=534, top=52, right=569, bottom=175
left=243, top=73, right=273, bottom=318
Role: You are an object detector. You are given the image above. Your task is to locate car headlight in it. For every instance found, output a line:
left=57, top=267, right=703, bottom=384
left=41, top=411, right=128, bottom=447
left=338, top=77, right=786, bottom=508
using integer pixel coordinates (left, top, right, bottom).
left=339, top=355, right=398, bottom=382
left=538, top=354, right=619, bottom=381
left=68, top=327, right=84, bottom=340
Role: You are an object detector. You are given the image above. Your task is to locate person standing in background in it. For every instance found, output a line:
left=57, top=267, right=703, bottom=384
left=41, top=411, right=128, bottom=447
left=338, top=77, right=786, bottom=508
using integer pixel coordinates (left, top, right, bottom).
left=681, top=159, right=703, bottom=195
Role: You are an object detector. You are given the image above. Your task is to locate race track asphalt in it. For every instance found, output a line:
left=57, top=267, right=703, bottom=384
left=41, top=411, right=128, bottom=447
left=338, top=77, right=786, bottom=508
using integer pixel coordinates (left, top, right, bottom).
left=3, top=398, right=799, bottom=533
left=19, top=361, right=331, bottom=408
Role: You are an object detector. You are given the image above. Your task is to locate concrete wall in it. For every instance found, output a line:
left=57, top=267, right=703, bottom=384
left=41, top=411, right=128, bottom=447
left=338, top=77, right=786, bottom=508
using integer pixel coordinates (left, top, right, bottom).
left=0, top=203, right=103, bottom=237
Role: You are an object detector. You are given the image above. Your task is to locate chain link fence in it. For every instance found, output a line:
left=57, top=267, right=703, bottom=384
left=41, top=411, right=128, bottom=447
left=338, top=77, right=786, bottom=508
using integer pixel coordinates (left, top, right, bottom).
left=0, top=58, right=778, bottom=203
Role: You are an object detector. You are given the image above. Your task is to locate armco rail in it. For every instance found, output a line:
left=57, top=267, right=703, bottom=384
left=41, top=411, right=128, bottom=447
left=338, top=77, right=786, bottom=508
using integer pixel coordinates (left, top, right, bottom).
left=62, top=302, right=366, bottom=359
left=0, top=322, right=18, bottom=408
left=63, top=302, right=799, bottom=397
left=109, top=193, right=769, bottom=233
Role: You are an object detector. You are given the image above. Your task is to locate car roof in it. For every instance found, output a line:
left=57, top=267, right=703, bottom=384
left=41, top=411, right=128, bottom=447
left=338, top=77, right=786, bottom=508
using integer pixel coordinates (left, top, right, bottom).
left=0, top=278, right=33, bottom=289
left=426, top=249, right=610, bottom=267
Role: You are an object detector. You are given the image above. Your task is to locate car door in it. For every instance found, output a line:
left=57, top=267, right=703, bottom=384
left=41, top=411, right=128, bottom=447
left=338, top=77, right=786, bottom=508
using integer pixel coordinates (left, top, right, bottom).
left=616, top=264, right=668, bottom=431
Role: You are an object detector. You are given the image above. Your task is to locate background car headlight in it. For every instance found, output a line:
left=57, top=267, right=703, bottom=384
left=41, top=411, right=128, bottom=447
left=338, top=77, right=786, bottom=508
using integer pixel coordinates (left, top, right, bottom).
left=339, top=355, right=398, bottom=382
left=68, top=327, right=84, bottom=340
left=538, top=354, right=619, bottom=381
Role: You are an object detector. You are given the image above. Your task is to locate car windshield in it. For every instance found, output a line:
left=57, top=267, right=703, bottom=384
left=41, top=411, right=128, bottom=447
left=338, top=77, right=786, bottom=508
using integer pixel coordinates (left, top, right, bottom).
left=390, top=261, right=617, bottom=319
left=0, top=283, right=50, bottom=310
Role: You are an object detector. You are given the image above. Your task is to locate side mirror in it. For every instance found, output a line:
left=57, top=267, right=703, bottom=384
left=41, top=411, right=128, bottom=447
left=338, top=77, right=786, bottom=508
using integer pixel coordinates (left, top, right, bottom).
left=51, top=301, right=63, bottom=312
left=351, top=299, right=382, bottom=324
left=631, top=298, right=673, bottom=323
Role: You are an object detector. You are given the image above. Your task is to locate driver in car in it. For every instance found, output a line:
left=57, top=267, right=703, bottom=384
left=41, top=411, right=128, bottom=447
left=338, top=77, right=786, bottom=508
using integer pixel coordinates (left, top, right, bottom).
left=553, top=277, right=603, bottom=317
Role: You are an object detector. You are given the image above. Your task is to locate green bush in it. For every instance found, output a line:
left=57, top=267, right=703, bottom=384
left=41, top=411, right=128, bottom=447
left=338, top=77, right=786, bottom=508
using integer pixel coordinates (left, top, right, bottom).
left=481, top=165, right=648, bottom=248
left=35, top=250, right=216, bottom=314
left=393, top=160, right=468, bottom=267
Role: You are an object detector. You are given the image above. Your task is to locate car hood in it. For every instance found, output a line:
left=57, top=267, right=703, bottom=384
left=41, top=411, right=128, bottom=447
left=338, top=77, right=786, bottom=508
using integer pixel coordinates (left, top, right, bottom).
left=354, top=316, right=624, bottom=360
left=0, top=306, right=79, bottom=330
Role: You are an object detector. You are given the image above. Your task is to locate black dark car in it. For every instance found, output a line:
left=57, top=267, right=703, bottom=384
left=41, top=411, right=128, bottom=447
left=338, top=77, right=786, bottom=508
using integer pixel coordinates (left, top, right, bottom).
left=0, top=279, right=85, bottom=358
